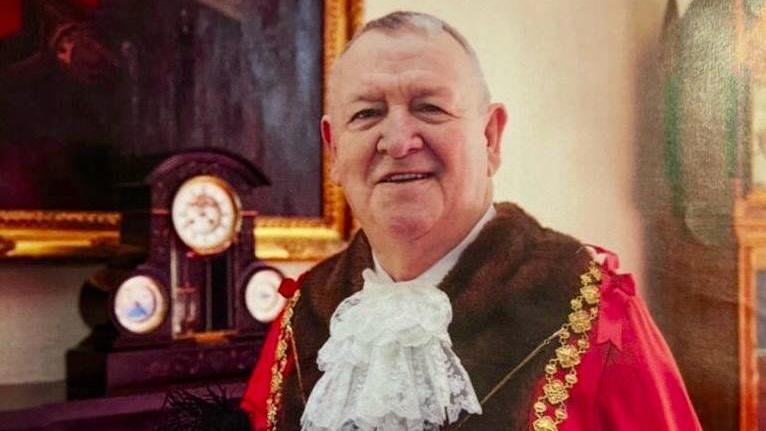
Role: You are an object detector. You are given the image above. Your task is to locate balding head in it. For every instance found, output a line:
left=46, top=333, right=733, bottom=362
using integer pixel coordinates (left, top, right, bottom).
left=328, top=11, right=490, bottom=111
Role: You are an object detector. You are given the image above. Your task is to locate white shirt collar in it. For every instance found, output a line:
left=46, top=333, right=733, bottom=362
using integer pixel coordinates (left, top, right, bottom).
left=372, top=205, right=497, bottom=285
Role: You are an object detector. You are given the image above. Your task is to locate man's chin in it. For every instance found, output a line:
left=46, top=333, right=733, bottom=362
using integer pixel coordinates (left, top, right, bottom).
left=375, top=211, right=441, bottom=241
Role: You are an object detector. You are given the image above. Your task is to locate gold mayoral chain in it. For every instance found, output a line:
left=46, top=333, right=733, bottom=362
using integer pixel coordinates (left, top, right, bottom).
left=266, top=291, right=302, bottom=431
left=531, top=261, right=602, bottom=431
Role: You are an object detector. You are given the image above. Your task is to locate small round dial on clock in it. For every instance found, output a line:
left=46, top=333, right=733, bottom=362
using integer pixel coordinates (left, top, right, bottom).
left=244, top=268, right=286, bottom=323
left=114, top=275, right=167, bottom=334
left=171, top=175, right=241, bottom=255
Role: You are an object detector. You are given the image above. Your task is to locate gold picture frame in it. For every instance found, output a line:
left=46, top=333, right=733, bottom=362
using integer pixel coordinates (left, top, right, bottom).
left=737, top=2, right=765, bottom=428
left=0, top=0, right=363, bottom=260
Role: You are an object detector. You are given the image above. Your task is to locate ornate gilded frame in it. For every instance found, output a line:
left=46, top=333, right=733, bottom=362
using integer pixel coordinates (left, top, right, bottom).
left=736, top=1, right=766, bottom=427
left=734, top=192, right=763, bottom=431
left=0, top=0, right=364, bottom=260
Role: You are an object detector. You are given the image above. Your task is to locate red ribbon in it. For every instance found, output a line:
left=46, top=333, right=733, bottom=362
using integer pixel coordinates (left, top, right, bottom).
left=588, top=245, right=635, bottom=351
left=278, top=273, right=306, bottom=298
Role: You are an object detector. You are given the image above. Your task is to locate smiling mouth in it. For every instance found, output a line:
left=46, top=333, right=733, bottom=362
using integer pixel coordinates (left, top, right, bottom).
left=379, top=172, right=434, bottom=183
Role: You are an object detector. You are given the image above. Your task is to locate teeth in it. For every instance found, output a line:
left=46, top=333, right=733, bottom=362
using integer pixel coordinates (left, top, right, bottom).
left=384, top=173, right=430, bottom=182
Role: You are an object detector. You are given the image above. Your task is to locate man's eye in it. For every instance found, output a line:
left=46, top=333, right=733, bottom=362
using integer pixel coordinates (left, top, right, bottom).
left=417, top=104, right=444, bottom=114
left=349, top=109, right=381, bottom=122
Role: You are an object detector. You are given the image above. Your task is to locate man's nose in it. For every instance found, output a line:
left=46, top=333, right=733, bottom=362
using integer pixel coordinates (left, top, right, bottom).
left=376, top=110, right=424, bottom=158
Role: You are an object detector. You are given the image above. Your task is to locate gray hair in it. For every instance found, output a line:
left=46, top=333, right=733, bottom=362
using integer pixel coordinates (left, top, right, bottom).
left=336, top=11, right=491, bottom=106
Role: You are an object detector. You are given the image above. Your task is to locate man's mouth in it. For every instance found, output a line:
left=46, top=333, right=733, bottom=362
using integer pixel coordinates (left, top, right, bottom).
left=379, top=172, right=433, bottom=183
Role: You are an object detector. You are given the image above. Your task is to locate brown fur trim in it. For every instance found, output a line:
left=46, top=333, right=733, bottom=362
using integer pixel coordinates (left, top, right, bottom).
left=281, top=202, right=591, bottom=430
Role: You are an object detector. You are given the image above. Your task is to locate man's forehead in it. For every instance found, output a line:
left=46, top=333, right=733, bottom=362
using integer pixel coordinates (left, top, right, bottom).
left=332, top=31, right=469, bottom=93
left=341, top=29, right=464, bottom=66
left=342, top=79, right=456, bottom=103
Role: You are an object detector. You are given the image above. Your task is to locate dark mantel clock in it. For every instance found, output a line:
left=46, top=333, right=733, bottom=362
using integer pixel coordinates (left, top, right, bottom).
left=68, top=149, right=287, bottom=399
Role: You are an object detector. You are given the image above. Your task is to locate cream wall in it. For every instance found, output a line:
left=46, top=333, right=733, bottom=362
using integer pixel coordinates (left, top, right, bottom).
left=365, top=0, right=671, bottom=289
left=0, top=264, right=95, bottom=384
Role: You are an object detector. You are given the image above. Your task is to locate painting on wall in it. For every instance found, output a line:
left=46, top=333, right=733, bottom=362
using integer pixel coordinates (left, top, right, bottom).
left=0, top=0, right=362, bottom=259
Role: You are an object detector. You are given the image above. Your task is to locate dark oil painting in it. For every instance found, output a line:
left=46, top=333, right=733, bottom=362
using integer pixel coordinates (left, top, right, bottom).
left=0, top=0, right=323, bottom=216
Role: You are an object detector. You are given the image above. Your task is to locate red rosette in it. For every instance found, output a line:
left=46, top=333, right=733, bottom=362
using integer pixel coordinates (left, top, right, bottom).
left=277, top=273, right=305, bottom=298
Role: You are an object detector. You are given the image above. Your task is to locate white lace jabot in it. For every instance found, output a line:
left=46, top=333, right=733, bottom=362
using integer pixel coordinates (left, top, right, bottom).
left=300, top=207, right=496, bottom=431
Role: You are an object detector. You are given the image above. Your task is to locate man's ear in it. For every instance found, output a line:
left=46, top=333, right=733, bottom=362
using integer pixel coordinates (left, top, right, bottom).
left=321, top=115, right=340, bottom=182
left=483, top=103, right=508, bottom=176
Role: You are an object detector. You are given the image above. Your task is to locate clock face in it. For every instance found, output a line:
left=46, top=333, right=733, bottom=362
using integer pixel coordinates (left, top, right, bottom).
left=244, top=268, right=286, bottom=323
left=114, top=275, right=167, bottom=334
left=171, top=175, right=241, bottom=255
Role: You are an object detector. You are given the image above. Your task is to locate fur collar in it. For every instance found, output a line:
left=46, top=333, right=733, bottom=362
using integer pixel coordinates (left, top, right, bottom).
left=281, top=202, right=591, bottom=430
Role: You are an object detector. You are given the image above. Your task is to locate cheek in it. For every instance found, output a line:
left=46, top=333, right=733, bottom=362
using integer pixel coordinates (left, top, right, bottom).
left=433, top=131, right=489, bottom=187
left=432, top=130, right=475, bottom=172
left=333, top=139, right=374, bottom=185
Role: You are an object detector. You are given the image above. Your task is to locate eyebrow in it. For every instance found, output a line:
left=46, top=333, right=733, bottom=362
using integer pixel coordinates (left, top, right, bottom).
left=409, top=86, right=453, bottom=99
left=347, top=94, right=383, bottom=104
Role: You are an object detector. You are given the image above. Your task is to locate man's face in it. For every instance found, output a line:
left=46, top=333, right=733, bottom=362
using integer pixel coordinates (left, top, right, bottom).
left=323, top=29, right=506, bottom=241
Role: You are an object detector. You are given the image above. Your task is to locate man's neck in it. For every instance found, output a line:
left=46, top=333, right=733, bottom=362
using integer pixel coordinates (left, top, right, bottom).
left=368, top=204, right=495, bottom=281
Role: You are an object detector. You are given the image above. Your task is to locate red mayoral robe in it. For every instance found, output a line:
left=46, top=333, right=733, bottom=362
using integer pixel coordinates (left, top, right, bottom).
left=241, top=203, right=702, bottom=431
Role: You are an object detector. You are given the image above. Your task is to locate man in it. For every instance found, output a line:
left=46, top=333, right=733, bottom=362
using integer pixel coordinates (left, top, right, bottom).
left=241, top=11, right=701, bottom=431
